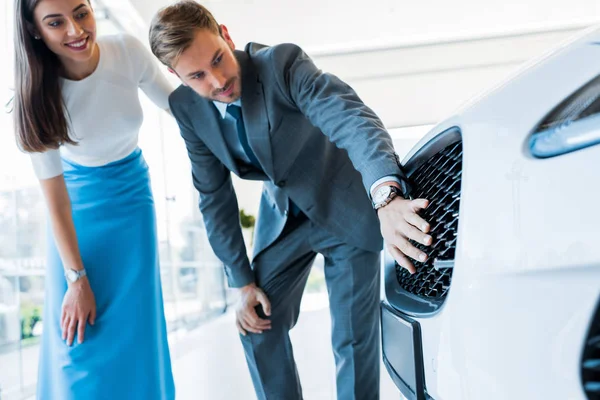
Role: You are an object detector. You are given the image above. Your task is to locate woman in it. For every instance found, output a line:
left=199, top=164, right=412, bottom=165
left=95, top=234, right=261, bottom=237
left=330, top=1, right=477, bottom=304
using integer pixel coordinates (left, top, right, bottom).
left=13, top=0, right=175, bottom=398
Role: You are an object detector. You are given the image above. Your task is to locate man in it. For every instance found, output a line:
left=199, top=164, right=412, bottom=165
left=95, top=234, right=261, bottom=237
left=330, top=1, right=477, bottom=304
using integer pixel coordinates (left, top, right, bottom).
left=149, top=2, right=432, bottom=399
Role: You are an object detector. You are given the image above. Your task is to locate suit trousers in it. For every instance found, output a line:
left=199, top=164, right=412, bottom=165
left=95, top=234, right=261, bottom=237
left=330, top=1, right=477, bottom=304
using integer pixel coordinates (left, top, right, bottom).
left=239, top=213, right=381, bottom=400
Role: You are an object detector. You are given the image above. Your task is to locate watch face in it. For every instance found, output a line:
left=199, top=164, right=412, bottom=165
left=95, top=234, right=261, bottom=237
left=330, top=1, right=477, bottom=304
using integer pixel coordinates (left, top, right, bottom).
left=66, top=270, right=78, bottom=282
left=373, top=186, right=392, bottom=203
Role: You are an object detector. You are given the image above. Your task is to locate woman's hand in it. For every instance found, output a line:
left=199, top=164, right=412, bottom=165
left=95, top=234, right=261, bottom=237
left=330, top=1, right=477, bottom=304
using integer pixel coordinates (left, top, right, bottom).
left=61, top=277, right=97, bottom=345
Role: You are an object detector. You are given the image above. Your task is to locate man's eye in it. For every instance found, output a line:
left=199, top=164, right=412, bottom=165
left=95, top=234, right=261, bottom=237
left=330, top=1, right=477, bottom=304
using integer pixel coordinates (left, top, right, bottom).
left=192, top=73, right=205, bottom=80
left=214, top=55, right=223, bottom=65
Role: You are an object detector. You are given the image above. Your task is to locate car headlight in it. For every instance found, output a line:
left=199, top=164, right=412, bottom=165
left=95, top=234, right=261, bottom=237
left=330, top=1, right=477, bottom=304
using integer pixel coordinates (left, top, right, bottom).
left=529, top=75, right=600, bottom=158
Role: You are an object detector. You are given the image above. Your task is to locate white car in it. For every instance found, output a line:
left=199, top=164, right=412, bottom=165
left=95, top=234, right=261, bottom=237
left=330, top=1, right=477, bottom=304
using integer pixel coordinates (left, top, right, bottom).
left=381, top=26, right=600, bottom=400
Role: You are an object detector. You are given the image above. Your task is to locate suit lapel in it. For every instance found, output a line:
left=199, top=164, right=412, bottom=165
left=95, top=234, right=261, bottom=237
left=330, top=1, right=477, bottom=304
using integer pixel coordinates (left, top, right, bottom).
left=237, top=51, right=275, bottom=181
left=189, top=95, right=239, bottom=175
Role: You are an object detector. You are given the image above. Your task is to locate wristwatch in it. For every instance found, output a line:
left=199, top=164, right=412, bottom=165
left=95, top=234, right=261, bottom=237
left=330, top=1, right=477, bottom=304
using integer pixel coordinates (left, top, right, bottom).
left=372, top=185, right=402, bottom=210
left=65, top=268, right=87, bottom=283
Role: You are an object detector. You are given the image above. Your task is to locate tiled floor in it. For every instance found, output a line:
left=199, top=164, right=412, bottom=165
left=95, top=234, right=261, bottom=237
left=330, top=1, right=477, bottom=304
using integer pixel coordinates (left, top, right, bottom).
left=172, top=294, right=401, bottom=399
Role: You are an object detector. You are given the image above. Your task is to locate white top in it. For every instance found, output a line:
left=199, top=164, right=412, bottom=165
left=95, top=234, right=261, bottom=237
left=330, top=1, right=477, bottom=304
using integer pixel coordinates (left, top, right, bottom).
left=30, top=34, right=173, bottom=180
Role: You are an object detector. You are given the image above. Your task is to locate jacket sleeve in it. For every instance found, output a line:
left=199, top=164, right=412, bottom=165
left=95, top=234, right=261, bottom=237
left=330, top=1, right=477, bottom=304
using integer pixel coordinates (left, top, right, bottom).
left=169, top=95, right=254, bottom=288
left=268, top=43, right=412, bottom=197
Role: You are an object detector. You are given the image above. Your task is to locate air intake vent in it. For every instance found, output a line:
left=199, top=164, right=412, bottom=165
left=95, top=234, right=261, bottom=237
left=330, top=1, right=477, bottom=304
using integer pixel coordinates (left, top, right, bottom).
left=395, top=139, right=462, bottom=303
left=583, top=301, right=600, bottom=400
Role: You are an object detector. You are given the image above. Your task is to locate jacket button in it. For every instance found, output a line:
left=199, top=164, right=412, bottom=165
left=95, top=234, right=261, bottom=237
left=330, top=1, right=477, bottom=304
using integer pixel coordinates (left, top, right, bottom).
left=284, top=210, right=289, bottom=216
left=277, top=180, right=286, bottom=187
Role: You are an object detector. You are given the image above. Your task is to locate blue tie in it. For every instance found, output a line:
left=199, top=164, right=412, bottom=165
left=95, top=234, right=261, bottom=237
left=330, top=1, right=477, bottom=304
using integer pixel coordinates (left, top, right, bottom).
left=226, top=104, right=261, bottom=169
left=227, top=104, right=301, bottom=217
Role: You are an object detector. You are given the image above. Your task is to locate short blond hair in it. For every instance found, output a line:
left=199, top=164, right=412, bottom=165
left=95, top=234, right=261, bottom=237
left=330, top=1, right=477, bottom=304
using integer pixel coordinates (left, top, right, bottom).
left=149, top=1, right=220, bottom=67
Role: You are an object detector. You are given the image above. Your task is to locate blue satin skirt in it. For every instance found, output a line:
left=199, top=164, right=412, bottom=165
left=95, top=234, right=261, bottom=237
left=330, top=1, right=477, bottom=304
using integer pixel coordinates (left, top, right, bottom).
left=37, top=148, right=175, bottom=400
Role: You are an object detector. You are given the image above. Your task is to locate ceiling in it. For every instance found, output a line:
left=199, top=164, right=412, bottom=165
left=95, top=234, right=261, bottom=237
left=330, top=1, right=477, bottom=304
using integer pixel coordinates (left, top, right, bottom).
left=102, top=0, right=600, bottom=52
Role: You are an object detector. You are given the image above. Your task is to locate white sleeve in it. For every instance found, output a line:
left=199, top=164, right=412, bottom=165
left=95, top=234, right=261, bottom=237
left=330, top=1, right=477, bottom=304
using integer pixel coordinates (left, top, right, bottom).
left=30, top=148, right=63, bottom=180
left=123, top=34, right=174, bottom=110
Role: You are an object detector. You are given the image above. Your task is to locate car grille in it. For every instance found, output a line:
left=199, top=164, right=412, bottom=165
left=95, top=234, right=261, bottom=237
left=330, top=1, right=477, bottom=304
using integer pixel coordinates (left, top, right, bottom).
left=395, top=140, right=462, bottom=302
left=583, top=301, right=600, bottom=400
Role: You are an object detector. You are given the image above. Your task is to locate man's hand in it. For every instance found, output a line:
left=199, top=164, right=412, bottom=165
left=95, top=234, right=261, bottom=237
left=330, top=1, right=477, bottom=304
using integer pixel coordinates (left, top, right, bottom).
left=235, top=283, right=272, bottom=336
left=378, top=196, right=433, bottom=274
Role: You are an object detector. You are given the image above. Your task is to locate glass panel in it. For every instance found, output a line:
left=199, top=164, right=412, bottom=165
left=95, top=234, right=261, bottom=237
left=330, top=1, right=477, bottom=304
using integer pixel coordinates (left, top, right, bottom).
left=0, top=273, right=21, bottom=399
left=0, top=0, right=25, bottom=398
left=151, top=112, right=228, bottom=340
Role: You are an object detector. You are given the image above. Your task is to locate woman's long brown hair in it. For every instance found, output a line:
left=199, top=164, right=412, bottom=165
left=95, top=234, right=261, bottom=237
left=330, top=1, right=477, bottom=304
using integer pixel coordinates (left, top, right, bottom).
left=13, top=0, right=77, bottom=152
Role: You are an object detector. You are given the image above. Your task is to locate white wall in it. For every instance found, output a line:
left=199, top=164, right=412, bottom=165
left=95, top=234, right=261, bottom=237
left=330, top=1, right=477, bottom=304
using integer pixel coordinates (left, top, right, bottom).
left=120, top=0, right=600, bottom=51
left=310, top=26, right=590, bottom=128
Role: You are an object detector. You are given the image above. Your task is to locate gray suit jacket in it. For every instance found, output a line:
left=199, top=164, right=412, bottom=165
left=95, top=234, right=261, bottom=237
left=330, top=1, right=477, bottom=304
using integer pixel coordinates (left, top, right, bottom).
left=169, top=42, right=409, bottom=288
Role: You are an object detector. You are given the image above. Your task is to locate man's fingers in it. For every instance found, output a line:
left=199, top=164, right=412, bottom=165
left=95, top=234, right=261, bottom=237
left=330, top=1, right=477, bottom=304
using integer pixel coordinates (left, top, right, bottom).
left=241, top=318, right=264, bottom=334
left=244, top=294, right=271, bottom=328
left=394, top=233, right=429, bottom=263
left=256, top=292, right=272, bottom=317
left=405, top=211, right=431, bottom=234
left=388, top=245, right=416, bottom=274
left=235, top=319, right=247, bottom=336
left=399, top=222, right=432, bottom=247
left=244, top=311, right=271, bottom=330
left=411, top=198, right=429, bottom=212
left=248, top=317, right=271, bottom=329
left=235, top=286, right=272, bottom=335
left=77, top=317, right=86, bottom=344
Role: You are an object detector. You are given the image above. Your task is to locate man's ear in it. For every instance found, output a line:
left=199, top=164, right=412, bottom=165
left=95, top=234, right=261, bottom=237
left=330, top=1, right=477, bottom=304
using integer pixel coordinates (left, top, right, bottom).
left=219, top=24, right=235, bottom=50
